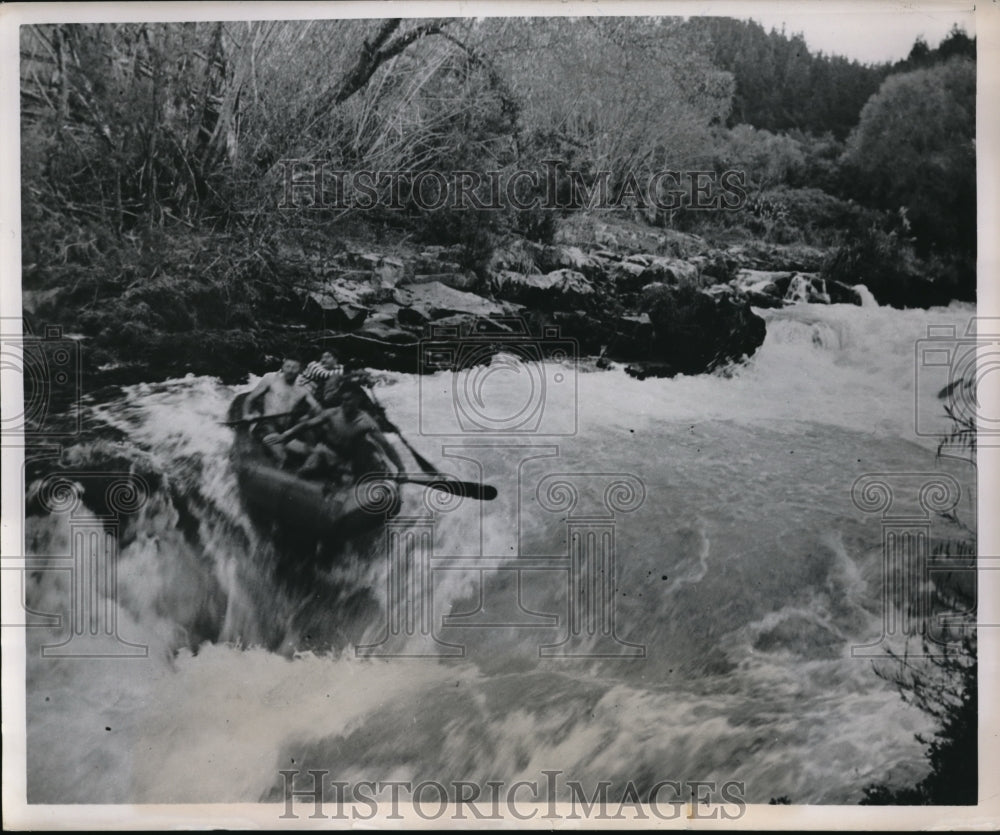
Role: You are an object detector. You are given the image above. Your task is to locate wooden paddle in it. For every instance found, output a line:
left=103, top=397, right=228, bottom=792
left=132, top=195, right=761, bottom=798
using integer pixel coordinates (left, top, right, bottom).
left=395, top=474, right=498, bottom=501
left=363, top=387, right=498, bottom=501
left=220, top=410, right=295, bottom=427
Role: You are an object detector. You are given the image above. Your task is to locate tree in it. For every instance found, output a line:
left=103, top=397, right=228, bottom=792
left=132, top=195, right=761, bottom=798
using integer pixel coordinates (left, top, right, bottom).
left=489, top=17, right=733, bottom=181
left=842, top=57, right=975, bottom=257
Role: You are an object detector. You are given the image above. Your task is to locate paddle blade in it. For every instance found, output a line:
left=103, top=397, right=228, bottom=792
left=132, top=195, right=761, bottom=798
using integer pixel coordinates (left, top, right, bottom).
left=438, top=480, right=498, bottom=501
left=399, top=475, right=498, bottom=501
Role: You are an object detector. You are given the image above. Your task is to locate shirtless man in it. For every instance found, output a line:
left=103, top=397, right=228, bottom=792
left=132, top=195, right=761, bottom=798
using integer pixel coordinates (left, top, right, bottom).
left=243, top=357, right=319, bottom=464
left=268, top=382, right=403, bottom=482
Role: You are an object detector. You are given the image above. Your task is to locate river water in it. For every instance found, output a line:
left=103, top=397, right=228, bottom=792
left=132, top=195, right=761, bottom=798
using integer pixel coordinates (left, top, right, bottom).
left=22, top=296, right=977, bottom=806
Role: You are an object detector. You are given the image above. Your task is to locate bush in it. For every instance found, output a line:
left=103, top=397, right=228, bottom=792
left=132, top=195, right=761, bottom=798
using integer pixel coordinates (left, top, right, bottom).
left=821, top=212, right=955, bottom=308
left=842, top=57, right=975, bottom=256
left=861, top=630, right=977, bottom=805
left=860, top=376, right=977, bottom=805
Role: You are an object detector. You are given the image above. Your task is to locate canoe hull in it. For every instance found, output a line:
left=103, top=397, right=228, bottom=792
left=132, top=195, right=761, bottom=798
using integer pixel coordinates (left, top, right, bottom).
left=227, top=393, right=400, bottom=546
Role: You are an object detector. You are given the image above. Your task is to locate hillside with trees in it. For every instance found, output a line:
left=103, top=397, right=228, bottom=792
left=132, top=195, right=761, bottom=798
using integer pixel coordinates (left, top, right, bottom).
left=19, top=17, right=976, bottom=382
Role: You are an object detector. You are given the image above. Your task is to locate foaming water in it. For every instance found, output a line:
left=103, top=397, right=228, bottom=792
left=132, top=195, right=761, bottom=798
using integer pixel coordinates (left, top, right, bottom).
left=23, top=299, right=976, bottom=805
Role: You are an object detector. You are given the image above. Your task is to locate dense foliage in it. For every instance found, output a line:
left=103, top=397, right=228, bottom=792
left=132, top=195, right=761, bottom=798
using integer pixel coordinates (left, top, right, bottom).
left=860, top=385, right=978, bottom=806
left=20, top=16, right=977, bottom=354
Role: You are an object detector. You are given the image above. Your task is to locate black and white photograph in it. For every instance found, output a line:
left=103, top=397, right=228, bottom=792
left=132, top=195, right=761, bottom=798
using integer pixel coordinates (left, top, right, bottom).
left=1, top=1, right=996, bottom=828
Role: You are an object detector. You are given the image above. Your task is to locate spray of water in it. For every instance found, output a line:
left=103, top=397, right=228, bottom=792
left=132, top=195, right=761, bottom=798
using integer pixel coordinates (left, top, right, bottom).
left=22, top=300, right=975, bottom=804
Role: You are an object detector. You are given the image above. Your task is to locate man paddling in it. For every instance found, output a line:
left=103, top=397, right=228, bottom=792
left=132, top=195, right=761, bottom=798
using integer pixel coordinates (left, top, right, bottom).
left=266, top=382, right=403, bottom=483
left=242, top=357, right=319, bottom=463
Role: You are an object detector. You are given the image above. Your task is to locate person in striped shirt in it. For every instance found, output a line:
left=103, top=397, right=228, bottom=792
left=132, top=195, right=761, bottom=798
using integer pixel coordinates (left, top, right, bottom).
left=296, top=350, right=343, bottom=402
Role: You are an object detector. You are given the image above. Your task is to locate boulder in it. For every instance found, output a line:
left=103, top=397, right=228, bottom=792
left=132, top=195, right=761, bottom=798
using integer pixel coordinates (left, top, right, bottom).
left=299, top=276, right=389, bottom=329
left=367, top=302, right=403, bottom=325
left=826, top=279, right=863, bottom=306
left=549, top=245, right=607, bottom=280
left=415, top=255, right=464, bottom=275
left=492, top=269, right=596, bottom=311
left=583, top=221, right=705, bottom=257
left=301, top=293, right=370, bottom=330
left=693, top=251, right=738, bottom=283
left=395, top=281, right=512, bottom=321
left=400, top=271, right=480, bottom=291
left=638, top=283, right=766, bottom=376
left=373, top=256, right=407, bottom=286
left=737, top=280, right=784, bottom=309
left=782, top=274, right=862, bottom=306
left=635, top=257, right=701, bottom=291
left=732, top=269, right=795, bottom=308
left=608, top=260, right=647, bottom=290
left=734, top=269, right=795, bottom=294
left=335, top=322, right=421, bottom=373
left=547, top=309, right=653, bottom=361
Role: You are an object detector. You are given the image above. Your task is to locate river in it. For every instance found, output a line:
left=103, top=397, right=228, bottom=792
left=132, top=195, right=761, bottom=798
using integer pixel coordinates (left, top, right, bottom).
left=21, top=296, right=977, bottom=806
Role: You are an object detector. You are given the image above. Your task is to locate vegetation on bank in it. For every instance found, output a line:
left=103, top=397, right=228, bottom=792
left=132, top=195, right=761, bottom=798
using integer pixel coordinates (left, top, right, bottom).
left=860, top=400, right=978, bottom=806
left=20, top=17, right=976, bottom=380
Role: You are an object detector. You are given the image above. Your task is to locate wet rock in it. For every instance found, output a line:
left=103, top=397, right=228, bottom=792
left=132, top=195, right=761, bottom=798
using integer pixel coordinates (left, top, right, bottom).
left=395, top=281, right=513, bottom=321
left=538, top=309, right=656, bottom=364
left=693, top=251, right=738, bottom=283
left=634, top=257, right=701, bottom=291
left=401, top=271, right=480, bottom=291
left=300, top=277, right=388, bottom=330
left=492, top=269, right=596, bottom=311
left=373, top=256, right=407, bottom=286
left=367, top=302, right=403, bottom=325
left=784, top=273, right=829, bottom=304
left=333, top=322, right=422, bottom=373
left=732, top=269, right=794, bottom=308
left=637, top=282, right=766, bottom=376
left=783, top=273, right=863, bottom=306
left=609, top=260, right=648, bottom=291
left=825, top=279, right=863, bottom=306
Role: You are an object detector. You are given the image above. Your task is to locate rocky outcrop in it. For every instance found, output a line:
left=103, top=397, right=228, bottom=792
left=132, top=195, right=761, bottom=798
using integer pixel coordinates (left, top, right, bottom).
left=629, top=283, right=767, bottom=377
left=492, top=269, right=596, bottom=311
left=394, top=281, right=518, bottom=323
left=731, top=269, right=862, bottom=308
left=280, top=229, right=781, bottom=378
left=83, top=217, right=894, bottom=386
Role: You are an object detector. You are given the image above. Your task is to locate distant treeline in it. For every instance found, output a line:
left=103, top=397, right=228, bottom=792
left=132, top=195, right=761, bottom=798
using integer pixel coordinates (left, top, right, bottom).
left=688, top=17, right=975, bottom=138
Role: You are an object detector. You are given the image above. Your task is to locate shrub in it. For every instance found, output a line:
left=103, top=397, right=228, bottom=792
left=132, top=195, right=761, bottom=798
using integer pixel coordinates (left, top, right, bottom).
left=821, top=213, right=948, bottom=308
left=861, top=377, right=977, bottom=805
